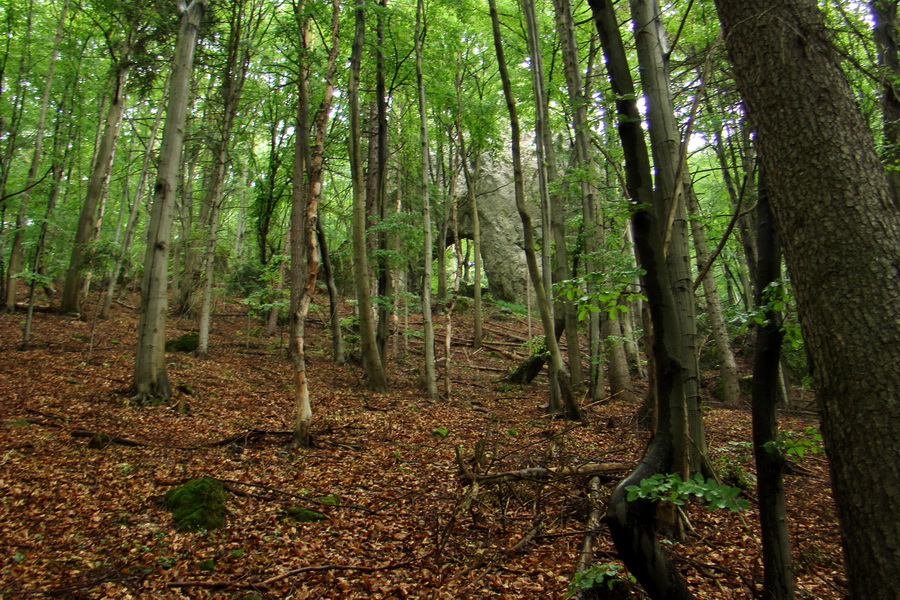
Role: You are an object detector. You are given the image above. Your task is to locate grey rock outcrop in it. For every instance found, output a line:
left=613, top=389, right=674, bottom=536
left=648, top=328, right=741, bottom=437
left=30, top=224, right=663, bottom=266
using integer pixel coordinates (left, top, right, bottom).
left=456, top=154, right=538, bottom=305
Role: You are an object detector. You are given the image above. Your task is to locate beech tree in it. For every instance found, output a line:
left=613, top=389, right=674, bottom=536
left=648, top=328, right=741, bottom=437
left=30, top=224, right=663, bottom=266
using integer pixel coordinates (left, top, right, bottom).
left=133, top=0, right=208, bottom=403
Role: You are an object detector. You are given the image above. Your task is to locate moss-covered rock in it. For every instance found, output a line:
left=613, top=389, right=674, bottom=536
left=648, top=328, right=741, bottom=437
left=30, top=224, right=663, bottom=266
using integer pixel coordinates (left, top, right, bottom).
left=283, top=506, right=326, bottom=523
left=165, top=332, right=199, bottom=353
left=164, top=477, right=228, bottom=532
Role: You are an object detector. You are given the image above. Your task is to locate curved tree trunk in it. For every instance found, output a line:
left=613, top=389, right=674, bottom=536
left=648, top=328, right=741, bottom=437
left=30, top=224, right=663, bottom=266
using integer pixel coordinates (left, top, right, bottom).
left=714, top=1, right=900, bottom=597
left=589, top=0, right=695, bottom=596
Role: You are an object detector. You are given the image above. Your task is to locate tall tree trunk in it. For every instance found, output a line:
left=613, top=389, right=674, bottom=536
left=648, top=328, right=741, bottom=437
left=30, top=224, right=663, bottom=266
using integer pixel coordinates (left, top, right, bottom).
left=374, top=0, right=392, bottom=370
left=101, top=89, right=166, bottom=319
left=5, top=0, right=67, bottom=312
left=316, top=214, right=345, bottom=365
left=713, top=2, right=900, bottom=597
left=455, top=70, right=483, bottom=350
left=751, top=168, right=795, bottom=600
left=349, top=0, right=388, bottom=392
left=490, top=0, right=582, bottom=421
left=133, top=0, right=208, bottom=403
left=288, top=0, right=341, bottom=449
left=197, top=0, right=256, bottom=358
left=684, top=183, right=742, bottom=407
left=588, top=0, right=694, bottom=596
left=630, top=0, right=705, bottom=473
left=524, top=0, right=584, bottom=398
left=414, top=0, right=439, bottom=400
left=0, top=2, right=33, bottom=308
left=61, top=46, right=132, bottom=314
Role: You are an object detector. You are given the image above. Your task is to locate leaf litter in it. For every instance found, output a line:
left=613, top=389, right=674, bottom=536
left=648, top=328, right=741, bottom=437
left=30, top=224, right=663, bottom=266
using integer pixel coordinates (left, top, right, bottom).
left=0, top=293, right=845, bottom=598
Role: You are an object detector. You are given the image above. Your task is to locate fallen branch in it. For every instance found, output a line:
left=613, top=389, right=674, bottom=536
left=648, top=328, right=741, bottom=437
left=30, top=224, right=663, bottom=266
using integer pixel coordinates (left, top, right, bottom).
left=70, top=430, right=148, bottom=447
left=167, top=560, right=414, bottom=592
left=575, top=476, right=605, bottom=573
left=461, top=462, right=630, bottom=485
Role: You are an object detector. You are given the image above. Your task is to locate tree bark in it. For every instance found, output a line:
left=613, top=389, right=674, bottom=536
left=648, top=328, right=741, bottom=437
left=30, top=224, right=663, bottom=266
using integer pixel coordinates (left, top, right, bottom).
left=349, top=0, right=388, bottom=392
left=414, top=0, right=439, bottom=400
left=61, top=47, right=132, bottom=315
left=751, top=168, right=795, bottom=600
left=872, top=0, right=900, bottom=207
left=589, top=0, right=694, bottom=596
left=5, top=0, right=66, bottom=313
left=630, top=0, right=705, bottom=474
left=133, top=0, right=207, bottom=403
left=713, top=2, right=900, bottom=597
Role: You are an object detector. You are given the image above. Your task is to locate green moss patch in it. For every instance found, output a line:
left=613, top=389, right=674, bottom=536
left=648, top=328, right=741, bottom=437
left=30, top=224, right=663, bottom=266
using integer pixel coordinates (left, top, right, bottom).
left=164, top=477, right=228, bottom=532
left=165, top=332, right=199, bottom=353
left=283, top=506, right=326, bottom=523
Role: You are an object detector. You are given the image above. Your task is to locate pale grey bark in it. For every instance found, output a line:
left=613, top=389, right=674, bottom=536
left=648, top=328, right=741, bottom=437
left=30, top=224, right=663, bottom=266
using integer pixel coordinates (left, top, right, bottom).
left=133, top=0, right=207, bottom=403
left=415, top=0, right=438, bottom=400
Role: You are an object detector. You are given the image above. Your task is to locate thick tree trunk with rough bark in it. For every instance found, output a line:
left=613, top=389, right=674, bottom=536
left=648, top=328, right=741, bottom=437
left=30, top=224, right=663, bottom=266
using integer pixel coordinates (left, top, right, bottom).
left=714, top=2, right=900, bottom=597
left=133, top=0, right=207, bottom=403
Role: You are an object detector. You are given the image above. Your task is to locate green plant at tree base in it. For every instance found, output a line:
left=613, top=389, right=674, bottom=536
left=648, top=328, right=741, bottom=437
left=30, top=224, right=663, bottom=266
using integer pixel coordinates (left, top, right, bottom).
left=764, top=426, right=823, bottom=459
left=625, top=473, right=750, bottom=512
left=566, top=562, right=636, bottom=597
left=523, top=335, right=549, bottom=358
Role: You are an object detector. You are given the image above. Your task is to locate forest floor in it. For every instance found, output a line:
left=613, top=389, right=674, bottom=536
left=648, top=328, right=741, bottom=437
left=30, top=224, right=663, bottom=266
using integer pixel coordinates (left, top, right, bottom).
left=0, top=290, right=846, bottom=599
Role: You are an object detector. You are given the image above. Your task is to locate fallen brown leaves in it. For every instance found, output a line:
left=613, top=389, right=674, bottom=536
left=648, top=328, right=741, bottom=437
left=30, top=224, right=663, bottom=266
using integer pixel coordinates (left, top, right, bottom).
left=0, top=293, right=845, bottom=599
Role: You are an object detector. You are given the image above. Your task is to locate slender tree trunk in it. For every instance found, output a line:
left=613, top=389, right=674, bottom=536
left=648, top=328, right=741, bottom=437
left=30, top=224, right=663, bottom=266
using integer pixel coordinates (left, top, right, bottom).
left=61, top=49, right=132, bottom=314
left=101, top=89, right=166, bottom=319
left=374, top=0, right=392, bottom=370
left=630, top=0, right=705, bottom=473
left=713, top=2, right=900, bottom=597
left=5, top=0, right=66, bottom=312
left=751, top=168, right=795, bottom=600
left=685, top=183, right=742, bottom=406
left=288, top=0, right=341, bottom=449
left=197, top=0, right=255, bottom=358
left=349, top=0, right=387, bottom=392
left=133, top=0, right=208, bottom=403
left=316, top=214, right=345, bottom=365
left=872, top=0, right=900, bottom=207
left=1, top=3, right=33, bottom=309
left=415, top=0, right=439, bottom=400
left=490, top=0, right=582, bottom=421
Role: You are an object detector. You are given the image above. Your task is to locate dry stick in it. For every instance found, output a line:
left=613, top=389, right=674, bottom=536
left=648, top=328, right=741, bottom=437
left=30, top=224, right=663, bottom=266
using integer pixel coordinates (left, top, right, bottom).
left=576, top=476, right=605, bottom=574
left=463, top=462, right=629, bottom=485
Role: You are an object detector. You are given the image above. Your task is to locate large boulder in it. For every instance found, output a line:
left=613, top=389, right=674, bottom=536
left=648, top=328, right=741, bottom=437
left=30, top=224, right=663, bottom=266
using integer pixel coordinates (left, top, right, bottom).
left=457, top=154, right=539, bottom=305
